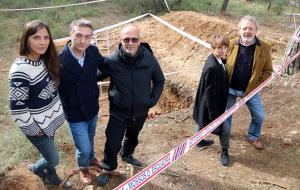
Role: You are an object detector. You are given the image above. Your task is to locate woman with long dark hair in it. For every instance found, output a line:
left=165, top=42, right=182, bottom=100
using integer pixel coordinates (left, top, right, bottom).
left=8, top=20, right=70, bottom=188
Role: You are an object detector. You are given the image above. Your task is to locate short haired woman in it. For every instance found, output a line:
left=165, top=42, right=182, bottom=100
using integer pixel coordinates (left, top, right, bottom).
left=193, top=35, right=230, bottom=166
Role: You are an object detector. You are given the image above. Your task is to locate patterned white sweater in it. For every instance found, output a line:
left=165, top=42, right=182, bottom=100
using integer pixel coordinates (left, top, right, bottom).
left=9, top=57, right=65, bottom=136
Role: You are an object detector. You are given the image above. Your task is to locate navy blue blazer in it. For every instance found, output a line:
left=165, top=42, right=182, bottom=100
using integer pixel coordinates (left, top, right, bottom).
left=58, top=43, right=104, bottom=122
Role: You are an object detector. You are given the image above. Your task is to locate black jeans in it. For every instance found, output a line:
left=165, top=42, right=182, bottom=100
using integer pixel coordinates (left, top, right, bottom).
left=102, top=114, right=147, bottom=171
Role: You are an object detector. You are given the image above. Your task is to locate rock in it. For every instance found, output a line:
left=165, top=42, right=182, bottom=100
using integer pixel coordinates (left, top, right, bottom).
left=0, top=171, right=5, bottom=177
left=282, top=137, right=293, bottom=145
left=241, top=149, right=247, bottom=154
left=83, top=185, right=93, bottom=190
left=289, top=130, right=298, bottom=135
left=282, top=82, right=289, bottom=87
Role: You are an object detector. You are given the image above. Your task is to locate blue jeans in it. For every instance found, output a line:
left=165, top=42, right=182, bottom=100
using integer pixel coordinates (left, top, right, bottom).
left=26, top=135, right=59, bottom=174
left=68, top=114, right=98, bottom=168
left=226, top=88, right=265, bottom=140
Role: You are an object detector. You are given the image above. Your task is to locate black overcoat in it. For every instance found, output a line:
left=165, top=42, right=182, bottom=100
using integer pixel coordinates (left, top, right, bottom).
left=192, top=53, right=228, bottom=135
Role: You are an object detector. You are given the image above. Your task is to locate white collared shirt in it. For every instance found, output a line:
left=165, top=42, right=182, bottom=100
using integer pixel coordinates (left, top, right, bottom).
left=214, top=55, right=226, bottom=71
left=68, top=45, right=86, bottom=67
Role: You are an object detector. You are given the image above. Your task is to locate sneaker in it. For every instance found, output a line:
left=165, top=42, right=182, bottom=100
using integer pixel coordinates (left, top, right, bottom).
left=96, top=174, right=109, bottom=186
left=220, top=149, right=229, bottom=166
left=27, top=163, right=47, bottom=179
left=196, top=139, right=214, bottom=148
left=79, top=169, right=92, bottom=185
left=89, top=158, right=103, bottom=169
left=121, top=155, right=143, bottom=167
left=247, top=138, right=264, bottom=150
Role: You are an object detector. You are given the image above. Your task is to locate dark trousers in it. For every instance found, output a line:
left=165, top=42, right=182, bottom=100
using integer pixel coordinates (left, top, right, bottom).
left=219, top=122, right=231, bottom=149
left=102, top=114, right=147, bottom=171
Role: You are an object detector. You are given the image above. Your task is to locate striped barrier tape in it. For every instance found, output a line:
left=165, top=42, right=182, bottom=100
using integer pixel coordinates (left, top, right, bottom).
left=115, top=50, right=300, bottom=190
left=0, top=0, right=106, bottom=11
left=51, top=13, right=298, bottom=189
left=149, top=13, right=212, bottom=49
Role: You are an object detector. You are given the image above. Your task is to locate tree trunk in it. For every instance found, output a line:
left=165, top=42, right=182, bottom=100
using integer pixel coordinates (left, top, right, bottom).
left=268, top=0, right=272, bottom=10
left=221, top=0, right=229, bottom=13
left=284, top=27, right=300, bottom=75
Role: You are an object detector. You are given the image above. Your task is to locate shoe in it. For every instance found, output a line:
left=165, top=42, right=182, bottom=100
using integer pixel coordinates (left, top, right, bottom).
left=96, top=174, right=109, bottom=186
left=90, top=158, right=103, bottom=169
left=44, top=172, right=72, bottom=189
left=79, top=169, right=92, bottom=185
left=61, top=181, right=72, bottom=189
left=220, top=149, right=229, bottom=166
left=27, top=163, right=47, bottom=179
left=247, top=138, right=264, bottom=150
left=121, top=155, right=143, bottom=167
left=196, top=139, right=214, bottom=148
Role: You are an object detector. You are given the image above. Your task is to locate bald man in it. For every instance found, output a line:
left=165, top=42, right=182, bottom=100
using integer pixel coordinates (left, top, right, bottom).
left=96, top=25, right=165, bottom=186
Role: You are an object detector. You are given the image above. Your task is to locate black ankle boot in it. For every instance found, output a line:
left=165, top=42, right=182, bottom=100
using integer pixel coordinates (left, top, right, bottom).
left=121, top=155, right=143, bottom=167
left=27, top=163, right=47, bottom=179
left=220, top=149, right=229, bottom=166
left=196, top=139, right=214, bottom=148
left=44, top=171, right=72, bottom=189
left=96, top=174, right=110, bottom=186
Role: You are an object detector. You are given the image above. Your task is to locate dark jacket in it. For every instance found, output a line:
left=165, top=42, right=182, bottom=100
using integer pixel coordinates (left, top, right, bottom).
left=58, top=43, right=104, bottom=122
left=99, top=43, right=165, bottom=119
left=193, top=53, right=228, bottom=135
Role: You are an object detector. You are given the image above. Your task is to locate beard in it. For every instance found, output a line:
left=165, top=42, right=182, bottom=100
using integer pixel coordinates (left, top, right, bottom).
left=241, top=35, right=255, bottom=45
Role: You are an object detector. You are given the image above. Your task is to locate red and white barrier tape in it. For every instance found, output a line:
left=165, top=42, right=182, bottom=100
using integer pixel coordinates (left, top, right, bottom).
left=149, top=13, right=212, bottom=49
left=53, top=13, right=299, bottom=189
left=115, top=51, right=300, bottom=190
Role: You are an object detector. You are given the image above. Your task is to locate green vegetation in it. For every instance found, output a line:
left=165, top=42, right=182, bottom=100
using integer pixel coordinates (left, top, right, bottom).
left=179, top=0, right=300, bottom=23
left=0, top=0, right=109, bottom=62
left=0, top=0, right=298, bottom=62
left=0, top=124, right=36, bottom=171
left=0, top=122, right=73, bottom=173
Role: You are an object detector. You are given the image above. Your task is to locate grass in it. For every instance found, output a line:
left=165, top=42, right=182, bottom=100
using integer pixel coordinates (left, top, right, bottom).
left=0, top=124, right=35, bottom=172
left=0, top=122, right=73, bottom=173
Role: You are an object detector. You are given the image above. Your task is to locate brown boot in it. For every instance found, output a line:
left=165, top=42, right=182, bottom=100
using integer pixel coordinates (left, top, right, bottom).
left=89, top=158, right=103, bottom=169
left=79, top=169, right=92, bottom=185
left=247, top=138, right=264, bottom=150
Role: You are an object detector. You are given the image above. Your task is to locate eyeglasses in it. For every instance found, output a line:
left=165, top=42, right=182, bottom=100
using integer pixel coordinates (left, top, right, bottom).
left=122, top=37, right=139, bottom=44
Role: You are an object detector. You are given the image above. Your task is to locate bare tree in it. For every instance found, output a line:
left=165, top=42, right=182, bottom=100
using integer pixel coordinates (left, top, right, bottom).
left=284, top=27, right=300, bottom=75
left=221, top=0, right=229, bottom=13
left=268, top=0, right=272, bottom=10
